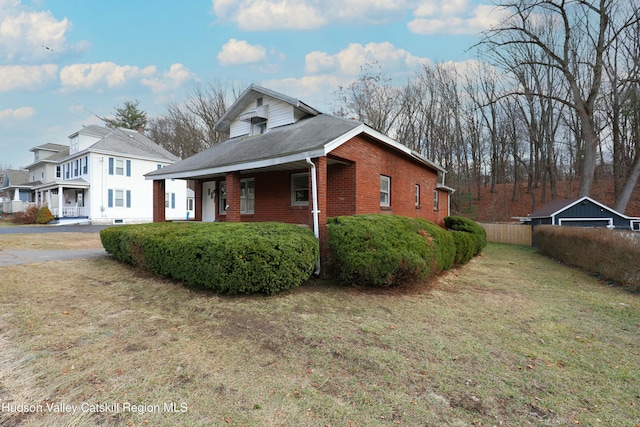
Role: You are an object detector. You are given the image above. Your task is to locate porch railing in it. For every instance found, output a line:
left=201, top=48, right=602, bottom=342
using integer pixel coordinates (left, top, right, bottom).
left=51, top=206, right=89, bottom=218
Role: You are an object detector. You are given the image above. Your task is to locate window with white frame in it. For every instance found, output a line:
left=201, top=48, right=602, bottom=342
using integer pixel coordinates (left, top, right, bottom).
left=240, top=178, right=255, bottom=214
left=108, top=189, right=131, bottom=208
left=433, top=190, right=439, bottom=211
left=56, top=165, right=61, bottom=179
left=219, top=181, right=227, bottom=214
left=115, top=159, right=124, bottom=175
left=165, top=192, right=176, bottom=209
left=380, top=175, right=391, bottom=207
left=415, top=184, right=420, bottom=207
left=291, top=173, right=309, bottom=206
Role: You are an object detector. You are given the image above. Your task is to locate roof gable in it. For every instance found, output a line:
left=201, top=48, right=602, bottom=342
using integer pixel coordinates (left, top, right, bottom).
left=528, top=196, right=638, bottom=220
left=215, top=84, right=320, bottom=134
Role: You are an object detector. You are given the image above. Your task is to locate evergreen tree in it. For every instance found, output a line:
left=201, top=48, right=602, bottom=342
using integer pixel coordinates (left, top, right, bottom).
left=104, top=99, right=147, bottom=130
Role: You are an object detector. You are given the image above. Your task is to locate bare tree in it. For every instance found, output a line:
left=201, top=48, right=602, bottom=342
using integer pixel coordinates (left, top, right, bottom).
left=333, top=62, right=403, bottom=135
left=481, top=0, right=640, bottom=197
left=147, top=82, right=239, bottom=159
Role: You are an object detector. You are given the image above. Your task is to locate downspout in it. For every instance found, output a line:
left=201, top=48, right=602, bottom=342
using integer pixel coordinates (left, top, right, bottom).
left=305, top=157, right=321, bottom=275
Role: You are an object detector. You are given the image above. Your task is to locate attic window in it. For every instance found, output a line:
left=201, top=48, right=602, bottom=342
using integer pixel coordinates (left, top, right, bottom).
left=256, top=97, right=263, bottom=107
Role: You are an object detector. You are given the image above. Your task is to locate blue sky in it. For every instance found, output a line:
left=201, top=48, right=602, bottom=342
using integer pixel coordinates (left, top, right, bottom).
left=0, top=0, right=501, bottom=168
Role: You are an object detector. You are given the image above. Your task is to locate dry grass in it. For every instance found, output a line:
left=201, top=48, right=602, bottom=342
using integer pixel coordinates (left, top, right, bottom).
left=0, top=233, right=103, bottom=250
left=0, top=239, right=639, bottom=426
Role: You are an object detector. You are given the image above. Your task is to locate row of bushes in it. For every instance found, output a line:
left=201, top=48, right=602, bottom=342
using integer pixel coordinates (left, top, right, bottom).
left=100, top=222, right=318, bottom=295
left=326, top=214, right=486, bottom=287
left=535, top=225, right=640, bottom=292
left=101, top=215, right=485, bottom=294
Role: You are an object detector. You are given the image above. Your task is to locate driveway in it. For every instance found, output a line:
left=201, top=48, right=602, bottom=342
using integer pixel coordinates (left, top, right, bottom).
left=0, top=224, right=111, bottom=266
left=0, top=225, right=110, bottom=235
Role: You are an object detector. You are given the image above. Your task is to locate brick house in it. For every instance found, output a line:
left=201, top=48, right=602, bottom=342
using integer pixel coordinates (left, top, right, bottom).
left=145, top=84, right=454, bottom=264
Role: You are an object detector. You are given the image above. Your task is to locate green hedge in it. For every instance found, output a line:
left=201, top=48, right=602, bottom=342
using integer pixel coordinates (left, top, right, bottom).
left=100, top=222, right=318, bottom=295
left=326, top=214, right=456, bottom=287
left=444, top=216, right=487, bottom=255
left=450, top=230, right=475, bottom=265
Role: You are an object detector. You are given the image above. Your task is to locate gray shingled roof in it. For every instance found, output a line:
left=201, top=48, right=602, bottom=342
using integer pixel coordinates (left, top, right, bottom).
left=76, top=125, right=179, bottom=162
left=146, top=114, right=361, bottom=178
left=3, top=169, right=30, bottom=186
left=528, top=198, right=580, bottom=218
left=30, top=143, right=68, bottom=153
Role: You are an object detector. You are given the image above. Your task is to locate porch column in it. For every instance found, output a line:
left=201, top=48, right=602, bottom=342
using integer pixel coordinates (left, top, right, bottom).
left=47, top=189, right=52, bottom=207
left=13, top=188, right=19, bottom=201
left=194, top=180, right=203, bottom=221
left=225, top=172, right=241, bottom=222
left=58, top=187, right=64, bottom=218
left=153, top=179, right=166, bottom=222
left=313, top=156, right=329, bottom=265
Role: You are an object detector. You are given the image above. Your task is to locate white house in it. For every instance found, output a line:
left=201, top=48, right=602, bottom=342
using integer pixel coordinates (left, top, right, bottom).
left=1, top=125, right=187, bottom=224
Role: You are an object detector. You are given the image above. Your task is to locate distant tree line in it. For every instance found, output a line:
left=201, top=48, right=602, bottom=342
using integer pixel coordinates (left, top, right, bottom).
left=133, top=0, right=640, bottom=215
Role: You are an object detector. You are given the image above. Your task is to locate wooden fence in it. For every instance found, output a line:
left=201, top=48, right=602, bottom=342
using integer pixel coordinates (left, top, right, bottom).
left=478, top=222, right=532, bottom=246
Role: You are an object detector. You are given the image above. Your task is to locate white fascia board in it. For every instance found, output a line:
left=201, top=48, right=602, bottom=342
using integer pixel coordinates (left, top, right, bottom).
left=323, top=124, right=447, bottom=173
left=145, top=149, right=326, bottom=181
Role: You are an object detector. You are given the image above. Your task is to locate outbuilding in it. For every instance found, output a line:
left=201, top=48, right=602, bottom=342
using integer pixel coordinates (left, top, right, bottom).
left=524, top=196, right=640, bottom=230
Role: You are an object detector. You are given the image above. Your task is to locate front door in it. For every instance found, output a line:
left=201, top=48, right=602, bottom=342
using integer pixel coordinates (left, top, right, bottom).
left=202, top=181, right=216, bottom=222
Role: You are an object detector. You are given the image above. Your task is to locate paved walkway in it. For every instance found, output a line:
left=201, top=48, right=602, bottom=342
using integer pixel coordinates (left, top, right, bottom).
left=0, top=248, right=109, bottom=267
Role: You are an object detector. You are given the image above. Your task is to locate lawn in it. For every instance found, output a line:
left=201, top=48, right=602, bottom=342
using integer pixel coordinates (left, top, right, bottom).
left=0, top=234, right=638, bottom=426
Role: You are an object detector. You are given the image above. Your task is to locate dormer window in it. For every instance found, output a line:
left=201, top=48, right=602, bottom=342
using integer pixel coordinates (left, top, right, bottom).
left=252, top=119, right=267, bottom=135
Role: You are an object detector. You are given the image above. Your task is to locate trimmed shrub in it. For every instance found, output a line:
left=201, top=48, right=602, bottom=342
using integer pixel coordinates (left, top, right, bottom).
left=326, top=214, right=456, bottom=287
left=36, top=206, right=55, bottom=224
left=100, top=222, right=318, bottom=295
left=444, top=216, right=487, bottom=255
left=535, top=225, right=640, bottom=292
left=450, top=230, right=475, bottom=265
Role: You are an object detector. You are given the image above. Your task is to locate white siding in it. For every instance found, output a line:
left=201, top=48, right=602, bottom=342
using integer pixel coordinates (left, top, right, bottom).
left=228, top=96, right=297, bottom=138
left=266, top=98, right=295, bottom=129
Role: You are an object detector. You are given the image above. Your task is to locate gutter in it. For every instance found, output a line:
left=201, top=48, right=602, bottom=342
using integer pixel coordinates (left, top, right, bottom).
left=305, top=157, right=321, bottom=275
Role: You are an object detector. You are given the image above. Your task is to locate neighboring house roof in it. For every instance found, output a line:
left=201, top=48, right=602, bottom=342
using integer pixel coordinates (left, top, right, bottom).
left=528, top=196, right=640, bottom=220
left=146, top=114, right=447, bottom=181
left=67, top=125, right=179, bottom=163
left=528, top=198, right=580, bottom=218
left=30, top=143, right=68, bottom=153
left=0, top=169, right=41, bottom=191
left=3, top=169, right=30, bottom=187
left=215, top=84, right=321, bottom=134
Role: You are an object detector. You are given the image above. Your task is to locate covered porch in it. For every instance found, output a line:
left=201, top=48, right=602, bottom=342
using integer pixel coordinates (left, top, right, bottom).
left=34, top=180, right=90, bottom=219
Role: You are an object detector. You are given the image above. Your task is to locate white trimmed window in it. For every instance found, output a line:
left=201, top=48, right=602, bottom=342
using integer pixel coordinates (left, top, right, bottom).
left=240, top=178, right=255, bottom=214
left=219, top=181, right=227, bottom=214
left=115, top=190, right=124, bottom=207
left=415, top=184, right=420, bottom=207
left=433, top=190, right=439, bottom=211
left=380, top=175, right=391, bottom=207
left=291, top=173, right=309, bottom=206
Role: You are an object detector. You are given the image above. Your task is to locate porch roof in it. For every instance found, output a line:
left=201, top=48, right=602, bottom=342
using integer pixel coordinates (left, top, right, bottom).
left=145, top=114, right=446, bottom=181
left=33, top=178, right=90, bottom=191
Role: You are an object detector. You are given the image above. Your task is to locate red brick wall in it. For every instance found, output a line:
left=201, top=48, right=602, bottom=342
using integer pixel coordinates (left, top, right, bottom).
left=214, top=170, right=313, bottom=226
left=152, top=180, right=165, bottom=222
left=330, top=134, right=447, bottom=226
left=326, top=160, right=356, bottom=217
left=184, top=134, right=449, bottom=228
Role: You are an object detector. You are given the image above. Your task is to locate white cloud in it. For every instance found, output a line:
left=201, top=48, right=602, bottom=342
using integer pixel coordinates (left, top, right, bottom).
left=409, top=3, right=504, bottom=35
left=211, top=0, right=416, bottom=30
left=0, top=1, right=88, bottom=62
left=218, top=39, right=267, bottom=66
left=0, top=64, right=57, bottom=91
left=305, top=42, right=429, bottom=76
left=59, top=62, right=157, bottom=91
left=142, top=63, right=198, bottom=93
left=0, top=106, right=36, bottom=121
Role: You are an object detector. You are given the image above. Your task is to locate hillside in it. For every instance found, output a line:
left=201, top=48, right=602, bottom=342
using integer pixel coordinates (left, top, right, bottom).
left=457, top=179, right=640, bottom=223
